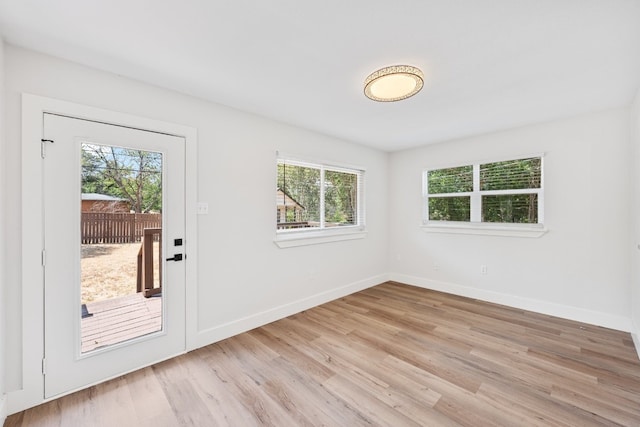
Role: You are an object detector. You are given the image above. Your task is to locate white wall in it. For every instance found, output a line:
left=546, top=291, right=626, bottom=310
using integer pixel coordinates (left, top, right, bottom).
left=389, top=108, right=632, bottom=330
left=3, top=45, right=389, bottom=404
left=0, top=37, right=7, bottom=424
left=3, top=41, right=637, bottom=414
left=631, top=88, right=640, bottom=352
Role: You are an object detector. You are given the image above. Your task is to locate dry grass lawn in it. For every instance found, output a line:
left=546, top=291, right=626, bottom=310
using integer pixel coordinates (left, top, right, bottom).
left=81, top=242, right=160, bottom=304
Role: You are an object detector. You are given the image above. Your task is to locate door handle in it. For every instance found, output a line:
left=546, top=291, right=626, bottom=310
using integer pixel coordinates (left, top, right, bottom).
left=166, top=254, right=183, bottom=262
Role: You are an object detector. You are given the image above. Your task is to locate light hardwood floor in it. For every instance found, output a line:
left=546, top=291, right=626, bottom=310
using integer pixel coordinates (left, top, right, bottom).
left=6, top=281, right=640, bottom=426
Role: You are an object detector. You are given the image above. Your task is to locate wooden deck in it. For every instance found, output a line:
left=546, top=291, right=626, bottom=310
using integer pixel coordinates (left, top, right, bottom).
left=81, top=292, right=162, bottom=353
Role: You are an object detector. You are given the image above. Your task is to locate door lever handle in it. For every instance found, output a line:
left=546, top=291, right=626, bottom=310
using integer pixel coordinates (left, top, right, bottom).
left=166, top=254, right=183, bottom=262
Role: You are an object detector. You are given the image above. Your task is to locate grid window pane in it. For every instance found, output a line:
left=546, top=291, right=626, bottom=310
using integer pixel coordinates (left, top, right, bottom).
left=427, top=166, right=473, bottom=194
left=424, top=156, right=542, bottom=225
left=324, top=170, right=358, bottom=227
left=480, top=157, right=541, bottom=191
left=276, top=159, right=363, bottom=231
left=428, top=197, right=471, bottom=222
left=482, top=194, right=538, bottom=223
left=276, top=163, right=320, bottom=229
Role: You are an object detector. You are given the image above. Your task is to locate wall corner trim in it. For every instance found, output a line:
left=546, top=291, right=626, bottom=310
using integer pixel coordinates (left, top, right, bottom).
left=0, top=394, right=7, bottom=426
left=632, top=332, right=640, bottom=362
left=632, top=318, right=640, bottom=361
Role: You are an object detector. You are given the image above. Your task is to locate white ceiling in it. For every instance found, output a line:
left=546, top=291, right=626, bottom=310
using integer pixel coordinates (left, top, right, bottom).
left=1, top=0, right=639, bottom=151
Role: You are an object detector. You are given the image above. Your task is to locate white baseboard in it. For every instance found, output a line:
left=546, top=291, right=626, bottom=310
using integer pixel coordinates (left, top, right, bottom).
left=7, top=274, right=387, bottom=415
left=389, top=273, right=632, bottom=332
left=189, top=274, right=388, bottom=350
left=0, top=393, right=7, bottom=426
left=632, top=332, right=640, bottom=361
left=632, top=318, right=640, bottom=361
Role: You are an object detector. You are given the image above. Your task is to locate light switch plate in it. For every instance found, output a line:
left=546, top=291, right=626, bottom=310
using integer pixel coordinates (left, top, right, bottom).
left=197, top=202, right=209, bottom=215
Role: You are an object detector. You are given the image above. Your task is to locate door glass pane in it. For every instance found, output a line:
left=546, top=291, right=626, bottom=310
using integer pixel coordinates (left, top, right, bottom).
left=80, top=143, right=163, bottom=353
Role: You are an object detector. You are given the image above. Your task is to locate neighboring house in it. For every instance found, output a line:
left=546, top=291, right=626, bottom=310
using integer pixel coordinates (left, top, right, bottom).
left=276, top=188, right=304, bottom=224
left=81, top=193, right=130, bottom=213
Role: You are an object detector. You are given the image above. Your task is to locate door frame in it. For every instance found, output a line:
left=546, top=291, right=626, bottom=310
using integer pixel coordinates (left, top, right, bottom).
left=13, top=93, right=198, bottom=413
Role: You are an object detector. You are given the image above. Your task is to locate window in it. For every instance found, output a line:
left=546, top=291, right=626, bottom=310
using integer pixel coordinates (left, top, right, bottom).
left=276, top=157, right=364, bottom=234
left=424, top=156, right=543, bottom=228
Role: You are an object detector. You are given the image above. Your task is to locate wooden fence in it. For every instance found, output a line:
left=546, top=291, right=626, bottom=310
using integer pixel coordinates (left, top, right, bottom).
left=81, top=213, right=162, bottom=244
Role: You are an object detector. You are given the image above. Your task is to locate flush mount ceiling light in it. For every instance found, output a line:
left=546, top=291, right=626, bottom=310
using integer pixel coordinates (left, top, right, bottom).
left=364, top=65, right=424, bottom=102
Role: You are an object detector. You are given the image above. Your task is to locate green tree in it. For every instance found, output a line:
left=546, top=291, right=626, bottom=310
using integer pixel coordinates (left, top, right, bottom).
left=480, top=157, right=541, bottom=223
left=427, top=158, right=541, bottom=223
left=324, top=170, right=357, bottom=225
left=81, top=144, right=162, bottom=213
left=427, top=166, right=472, bottom=221
left=277, top=163, right=320, bottom=223
left=277, top=164, right=359, bottom=226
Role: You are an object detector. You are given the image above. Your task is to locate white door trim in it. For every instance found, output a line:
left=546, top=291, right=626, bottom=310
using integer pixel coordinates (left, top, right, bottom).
left=10, top=93, right=198, bottom=414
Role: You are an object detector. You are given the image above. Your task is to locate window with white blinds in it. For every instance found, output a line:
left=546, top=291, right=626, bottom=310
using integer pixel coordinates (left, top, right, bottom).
left=424, top=156, right=543, bottom=225
left=277, top=157, right=364, bottom=232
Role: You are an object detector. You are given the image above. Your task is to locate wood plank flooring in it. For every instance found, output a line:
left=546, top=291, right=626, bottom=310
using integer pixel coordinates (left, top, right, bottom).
left=82, top=293, right=161, bottom=352
left=6, top=281, right=640, bottom=426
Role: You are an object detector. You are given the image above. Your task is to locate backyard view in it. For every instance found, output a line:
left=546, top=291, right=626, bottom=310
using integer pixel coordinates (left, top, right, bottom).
left=276, top=160, right=359, bottom=229
left=82, top=143, right=163, bottom=212
left=80, top=242, right=160, bottom=304
left=80, top=143, right=164, bottom=352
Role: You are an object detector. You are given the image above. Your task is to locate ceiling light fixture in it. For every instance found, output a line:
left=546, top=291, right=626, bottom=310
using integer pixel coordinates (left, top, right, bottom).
left=364, top=65, right=424, bottom=102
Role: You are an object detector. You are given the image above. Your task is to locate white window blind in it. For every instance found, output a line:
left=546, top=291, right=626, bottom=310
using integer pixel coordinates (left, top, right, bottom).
left=276, top=157, right=364, bottom=232
left=424, top=156, right=543, bottom=225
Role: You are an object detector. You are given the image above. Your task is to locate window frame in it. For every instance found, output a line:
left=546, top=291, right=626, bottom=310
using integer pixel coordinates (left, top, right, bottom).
left=422, top=154, right=547, bottom=237
left=275, top=153, right=366, bottom=248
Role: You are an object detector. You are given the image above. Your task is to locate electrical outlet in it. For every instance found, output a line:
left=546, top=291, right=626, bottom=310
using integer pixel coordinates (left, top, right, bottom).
left=481, top=265, right=487, bottom=275
left=433, top=262, right=440, bottom=271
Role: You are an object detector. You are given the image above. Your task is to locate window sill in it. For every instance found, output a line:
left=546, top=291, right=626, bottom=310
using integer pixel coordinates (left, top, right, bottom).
left=274, top=227, right=367, bottom=248
left=421, top=222, right=547, bottom=238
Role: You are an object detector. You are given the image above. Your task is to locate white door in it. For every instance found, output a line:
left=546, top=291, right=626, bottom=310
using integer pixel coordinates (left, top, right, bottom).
left=42, top=113, right=186, bottom=398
